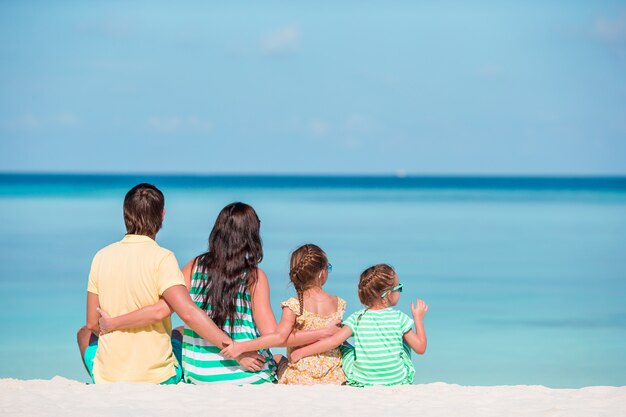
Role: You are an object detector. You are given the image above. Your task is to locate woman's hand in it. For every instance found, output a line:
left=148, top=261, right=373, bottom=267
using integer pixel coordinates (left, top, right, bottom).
left=220, top=341, right=244, bottom=359
left=97, top=307, right=113, bottom=335
left=411, top=298, right=429, bottom=321
left=289, top=348, right=304, bottom=363
left=235, top=351, right=265, bottom=372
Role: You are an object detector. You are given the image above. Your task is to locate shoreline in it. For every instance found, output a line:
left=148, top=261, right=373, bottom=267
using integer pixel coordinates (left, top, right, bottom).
left=1, top=377, right=624, bottom=417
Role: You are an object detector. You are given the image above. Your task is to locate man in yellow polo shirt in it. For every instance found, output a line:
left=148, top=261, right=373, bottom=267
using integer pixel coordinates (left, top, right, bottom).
left=77, top=183, right=264, bottom=383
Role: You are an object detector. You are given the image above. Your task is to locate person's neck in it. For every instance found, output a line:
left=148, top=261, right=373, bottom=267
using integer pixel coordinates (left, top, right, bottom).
left=127, top=233, right=156, bottom=240
left=303, top=286, right=326, bottom=297
left=367, top=301, right=389, bottom=311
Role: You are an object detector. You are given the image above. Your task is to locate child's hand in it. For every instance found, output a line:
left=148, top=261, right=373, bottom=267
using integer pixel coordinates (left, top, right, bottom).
left=323, top=320, right=342, bottom=337
left=411, top=298, right=429, bottom=320
left=97, top=307, right=112, bottom=335
left=220, top=341, right=243, bottom=359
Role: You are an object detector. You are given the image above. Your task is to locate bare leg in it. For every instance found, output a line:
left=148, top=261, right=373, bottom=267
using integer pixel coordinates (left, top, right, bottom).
left=77, top=326, right=98, bottom=375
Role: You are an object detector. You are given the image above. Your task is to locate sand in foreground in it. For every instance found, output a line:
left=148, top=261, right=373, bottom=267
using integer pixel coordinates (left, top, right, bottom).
left=1, top=377, right=624, bottom=417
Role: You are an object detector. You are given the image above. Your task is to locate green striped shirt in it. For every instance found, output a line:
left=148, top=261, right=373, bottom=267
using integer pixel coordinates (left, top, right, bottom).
left=342, top=307, right=415, bottom=386
left=182, top=265, right=276, bottom=384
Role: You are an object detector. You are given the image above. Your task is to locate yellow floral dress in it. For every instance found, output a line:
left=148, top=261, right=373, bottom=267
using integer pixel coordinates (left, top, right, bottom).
left=278, top=296, right=347, bottom=385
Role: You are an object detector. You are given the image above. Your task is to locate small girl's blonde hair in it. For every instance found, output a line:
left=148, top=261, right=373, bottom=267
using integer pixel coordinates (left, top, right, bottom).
left=289, top=244, right=328, bottom=315
left=358, top=264, right=396, bottom=307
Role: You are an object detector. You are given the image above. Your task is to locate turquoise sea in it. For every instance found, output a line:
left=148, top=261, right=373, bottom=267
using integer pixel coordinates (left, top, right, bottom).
left=0, top=174, right=625, bottom=388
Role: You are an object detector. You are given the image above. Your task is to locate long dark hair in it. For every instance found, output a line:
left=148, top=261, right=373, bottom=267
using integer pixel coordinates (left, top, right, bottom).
left=194, top=202, right=263, bottom=332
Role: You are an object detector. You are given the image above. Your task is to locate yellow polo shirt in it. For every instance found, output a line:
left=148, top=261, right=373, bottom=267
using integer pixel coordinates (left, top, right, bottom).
left=87, top=234, right=185, bottom=383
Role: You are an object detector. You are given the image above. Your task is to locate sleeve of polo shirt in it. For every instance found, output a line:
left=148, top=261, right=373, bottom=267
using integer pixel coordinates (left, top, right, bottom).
left=398, top=311, right=414, bottom=335
left=86, top=255, right=99, bottom=295
left=157, top=252, right=186, bottom=296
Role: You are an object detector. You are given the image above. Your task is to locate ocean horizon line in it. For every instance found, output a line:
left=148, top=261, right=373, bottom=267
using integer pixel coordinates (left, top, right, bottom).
left=1, top=171, right=626, bottom=191
left=2, top=170, right=626, bottom=178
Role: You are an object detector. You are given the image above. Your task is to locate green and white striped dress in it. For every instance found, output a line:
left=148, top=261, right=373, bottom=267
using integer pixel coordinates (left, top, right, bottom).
left=182, top=264, right=276, bottom=384
left=341, top=307, right=415, bottom=386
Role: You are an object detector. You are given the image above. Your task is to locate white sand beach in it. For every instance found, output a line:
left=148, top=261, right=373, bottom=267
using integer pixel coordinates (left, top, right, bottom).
left=1, top=377, right=624, bottom=417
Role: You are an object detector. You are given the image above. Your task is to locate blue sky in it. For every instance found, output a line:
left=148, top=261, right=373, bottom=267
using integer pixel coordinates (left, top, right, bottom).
left=1, top=1, right=625, bottom=175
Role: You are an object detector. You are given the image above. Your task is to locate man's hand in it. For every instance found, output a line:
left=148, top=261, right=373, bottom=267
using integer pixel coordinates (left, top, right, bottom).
left=97, top=307, right=113, bottom=335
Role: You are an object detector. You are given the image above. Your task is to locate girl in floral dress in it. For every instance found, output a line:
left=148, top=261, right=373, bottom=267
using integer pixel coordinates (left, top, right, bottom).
left=221, top=244, right=345, bottom=384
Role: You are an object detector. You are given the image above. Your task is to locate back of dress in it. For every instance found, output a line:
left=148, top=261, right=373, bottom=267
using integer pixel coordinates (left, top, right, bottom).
left=279, top=297, right=346, bottom=385
left=182, top=261, right=276, bottom=384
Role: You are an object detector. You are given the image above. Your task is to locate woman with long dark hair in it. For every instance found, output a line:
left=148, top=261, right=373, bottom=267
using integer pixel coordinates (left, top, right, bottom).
left=182, top=202, right=276, bottom=383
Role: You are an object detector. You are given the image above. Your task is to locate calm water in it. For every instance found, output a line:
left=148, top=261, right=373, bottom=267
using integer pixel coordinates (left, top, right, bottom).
left=1, top=174, right=625, bottom=387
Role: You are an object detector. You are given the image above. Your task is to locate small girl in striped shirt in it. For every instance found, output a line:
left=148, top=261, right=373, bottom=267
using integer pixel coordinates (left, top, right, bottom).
left=290, top=264, right=428, bottom=386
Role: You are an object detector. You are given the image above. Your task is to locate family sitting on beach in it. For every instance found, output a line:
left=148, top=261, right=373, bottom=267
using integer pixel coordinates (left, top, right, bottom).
left=77, top=183, right=428, bottom=386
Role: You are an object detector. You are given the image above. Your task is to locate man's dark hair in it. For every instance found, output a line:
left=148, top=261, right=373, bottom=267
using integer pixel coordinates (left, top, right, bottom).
left=123, top=183, right=164, bottom=236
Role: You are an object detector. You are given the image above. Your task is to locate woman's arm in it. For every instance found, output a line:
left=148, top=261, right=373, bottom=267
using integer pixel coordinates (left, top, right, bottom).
left=99, top=299, right=172, bottom=333
left=403, top=298, right=428, bottom=354
left=181, top=257, right=194, bottom=289
left=221, top=307, right=296, bottom=358
left=249, top=268, right=279, bottom=335
left=290, top=326, right=352, bottom=362
left=98, top=258, right=198, bottom=333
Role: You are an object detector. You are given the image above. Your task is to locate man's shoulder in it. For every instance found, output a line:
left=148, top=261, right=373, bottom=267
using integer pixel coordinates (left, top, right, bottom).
left=92, top=240, right=123, bottom=258
left=92, top=238, right=179, bottom=271
left=151, top=242, right=177, bottom=259
left=95, top=237, right=174, bottom=254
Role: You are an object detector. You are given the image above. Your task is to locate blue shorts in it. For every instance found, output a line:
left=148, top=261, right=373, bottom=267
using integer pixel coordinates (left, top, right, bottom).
left=83, top=336, right=183, bottom=384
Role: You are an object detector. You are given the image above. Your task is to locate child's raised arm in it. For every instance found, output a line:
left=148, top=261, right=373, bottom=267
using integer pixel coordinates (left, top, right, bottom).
left=290, top=325, right=352, bottom=362
left=402, top=298, right=428, bottom=354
